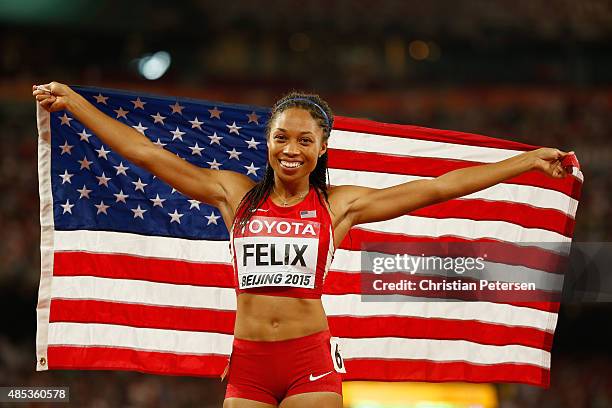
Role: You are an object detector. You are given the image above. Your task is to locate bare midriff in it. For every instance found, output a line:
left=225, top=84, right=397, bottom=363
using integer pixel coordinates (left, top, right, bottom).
left=233, top=293, right=329, bottom=341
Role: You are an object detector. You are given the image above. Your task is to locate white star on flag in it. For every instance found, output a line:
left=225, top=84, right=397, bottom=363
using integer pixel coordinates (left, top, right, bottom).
left=95, top=146, right=110, bottom=160
left=59, top=113, right=73, bottom=126
left=132, top=178, right=147, bottom=192
left=168, top=209, right=184, bottom=224
left=189, top=143, right=204, bottom=156
left=245, top=137, right=261, bottom=149
left=150, top=194, right=166, bottom=208
left=169, top=101, right=184, bottom=114
left=207, top=158, right=222, bottom=170
left=59, top=170, right=74, bottom=184
left=131, top=205, right=147, bottom=219
left=244, top=162, right=259, bottom=176
left=208, top=107, right=222, bottom=119
left=78, top=156, right=92, bottom=170
left=153, top=138, right=167, bottom=148
left=94, top=201, right=109, bottom=215
left=208, top=132, right=223, bottom=145
left=78, top=129, right=92, bottom=142
left=96, top=172, right=111, bottom=187
left=131, top=97, right=146, bottom=109
left=132, top=122, right=148, bottom=134
left=59, top=140, right=73, bottom=155
left=189, top=117, right=204, bottom=130
left=113, top=162, right=129, bottom=176
left=151, top=112, right=166, bottom=124
left=188, top=199, right=201, bottom=210
left=61, top=199, right=74, bottom=214
left=77, top=185, right=92, bottom=199
left=94, top=94, right=109, bottom=104
left=227, top=148, right=242, bottom=160
left=227, top=121, right=241, bottom=135
left=114, top=107, right=129, bottom=119
left=113, top=190, right=129, bottom=203
left=170, top=127, right=186, bottom=141
left=247, top=111, right=260, bottom=124
left=205, top=211, right=220, bottom=225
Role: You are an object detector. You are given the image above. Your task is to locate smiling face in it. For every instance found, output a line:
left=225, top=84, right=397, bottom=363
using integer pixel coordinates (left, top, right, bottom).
left=267, top=107, right=328, bottom=185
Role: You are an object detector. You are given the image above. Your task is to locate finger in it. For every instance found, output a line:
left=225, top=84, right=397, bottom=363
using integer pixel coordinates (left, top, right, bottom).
left=555, top=163, right=567, bottom=178
left=33, top=89, right=52, bottom=98
left=35, top=84, right=53, bottom=94
left=40, top=96, right=56, bottom=110
left=39, top=99, right=52, bottom=110
left=33, top=89, right=50, bottom=97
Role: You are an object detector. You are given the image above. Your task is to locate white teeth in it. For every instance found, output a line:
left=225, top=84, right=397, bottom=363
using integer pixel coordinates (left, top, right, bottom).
left=280, top=160, right=302, bottom=168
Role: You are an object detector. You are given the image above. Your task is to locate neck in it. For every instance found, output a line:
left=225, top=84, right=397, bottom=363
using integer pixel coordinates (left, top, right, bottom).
left=272, top=177, right=310, bottom=198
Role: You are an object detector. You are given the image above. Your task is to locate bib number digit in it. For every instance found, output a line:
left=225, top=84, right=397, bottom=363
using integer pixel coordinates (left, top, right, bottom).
left=330, top=337, right=346, bottom=373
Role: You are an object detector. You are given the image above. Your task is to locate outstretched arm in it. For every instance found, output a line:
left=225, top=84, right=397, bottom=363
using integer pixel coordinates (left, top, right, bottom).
left=334, top=148, right=572, bottom=227
left=33, top=82, right=255, bottom=222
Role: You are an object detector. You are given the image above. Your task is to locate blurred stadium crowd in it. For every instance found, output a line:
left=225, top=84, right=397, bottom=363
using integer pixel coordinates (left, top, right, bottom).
left=1, top=0, right=612, bottom=406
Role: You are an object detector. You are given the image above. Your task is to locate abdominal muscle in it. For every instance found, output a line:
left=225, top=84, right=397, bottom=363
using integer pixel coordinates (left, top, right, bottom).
left=233, top=293, right=329, bottom=341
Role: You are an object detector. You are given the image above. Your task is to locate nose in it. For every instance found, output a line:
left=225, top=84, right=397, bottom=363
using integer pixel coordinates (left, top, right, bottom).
left=282, top=139, right=300, bottom=156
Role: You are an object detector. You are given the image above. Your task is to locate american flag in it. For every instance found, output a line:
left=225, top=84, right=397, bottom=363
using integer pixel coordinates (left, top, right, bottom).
left=36, top=86, right=583, bottom=387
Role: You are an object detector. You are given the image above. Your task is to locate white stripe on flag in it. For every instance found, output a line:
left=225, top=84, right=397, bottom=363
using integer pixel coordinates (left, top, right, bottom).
left=49, top=276, right=556, bottom=330
left=48, top=322, right=233, bottom=355
left=51, top=276, right=237, bottom=310
left=330, top=129, right=523, bottom=162
left=340, top=337, right=550, bottom=368
left=54, top=224, right=568, bottom=272
left=358, top=216, right=570, bottom=243
left=47, top=322, right=548, bottom=368
left=54, top=230, right=231, bottom=263
left=329, top=168, right=578, bottom=217
left=322, top=294, right=557, bottom=331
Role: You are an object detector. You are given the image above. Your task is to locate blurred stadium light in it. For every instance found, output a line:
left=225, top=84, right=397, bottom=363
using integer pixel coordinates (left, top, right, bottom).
left=343, top=382, right=497, bottom=408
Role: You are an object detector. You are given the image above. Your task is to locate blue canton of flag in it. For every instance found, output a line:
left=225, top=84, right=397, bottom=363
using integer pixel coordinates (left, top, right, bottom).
left=51, top=86, right=270, bottom=240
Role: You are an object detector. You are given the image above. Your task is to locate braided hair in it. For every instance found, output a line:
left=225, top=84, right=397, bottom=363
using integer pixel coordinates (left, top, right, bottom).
left=233, top=91, right=334, bottom=233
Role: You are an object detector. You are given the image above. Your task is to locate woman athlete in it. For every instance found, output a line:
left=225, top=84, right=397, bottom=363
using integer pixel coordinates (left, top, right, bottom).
left=34, top=83, right=570, bottom=408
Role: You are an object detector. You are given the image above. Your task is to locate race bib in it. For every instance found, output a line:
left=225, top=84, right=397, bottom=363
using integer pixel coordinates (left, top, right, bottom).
left=233, top=216, right=320, bottom=289
left=330, top=337, right=346, bottom=373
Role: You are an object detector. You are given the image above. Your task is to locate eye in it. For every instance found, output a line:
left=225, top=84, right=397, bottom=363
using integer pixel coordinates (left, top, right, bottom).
left=299, top=138, right=313, bottom=145
left=274, top=134, right=286, bottom=141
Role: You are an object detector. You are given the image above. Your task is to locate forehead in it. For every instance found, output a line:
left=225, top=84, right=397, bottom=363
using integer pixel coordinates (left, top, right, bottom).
left=271, top=108, right=321, bottom=134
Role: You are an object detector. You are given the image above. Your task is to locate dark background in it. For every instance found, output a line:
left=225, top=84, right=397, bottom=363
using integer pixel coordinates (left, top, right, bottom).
left=1, top=1, right=611, bottom=406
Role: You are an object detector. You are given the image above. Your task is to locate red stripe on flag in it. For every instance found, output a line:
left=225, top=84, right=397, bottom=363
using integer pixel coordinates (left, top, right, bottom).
left=49, top=299, right=235, bottom=334
left=334, top=116, right=538, bottom=151
left=411, top=199, right=574, bottom=237
left=48, top=299, right=551, bottom=349
left=339, top=228, right=568, bottom=275
left=329, top=149, right=581, bottom=199
left=47, top=346, right=227, bottom=377
left=328, top=316, right=553, bottom=350
left=343, top=359, right=549, bottom=387
left=326, top=272, right=560, bottom=312
left=53, top=252, right=234, bottom=287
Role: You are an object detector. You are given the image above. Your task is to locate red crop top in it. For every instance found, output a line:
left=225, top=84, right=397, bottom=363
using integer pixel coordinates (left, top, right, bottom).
left=230, top=186, right=335, bottom=299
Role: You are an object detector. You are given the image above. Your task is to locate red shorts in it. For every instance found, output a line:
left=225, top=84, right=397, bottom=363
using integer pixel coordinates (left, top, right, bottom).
left=224, top=330, right=343, bottom=405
